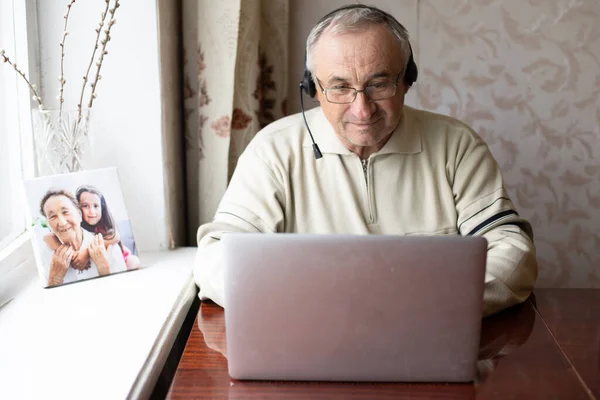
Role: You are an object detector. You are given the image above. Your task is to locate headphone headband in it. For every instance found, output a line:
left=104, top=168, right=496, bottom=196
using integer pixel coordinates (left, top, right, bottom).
left=318, top=4, right=400, bottom=27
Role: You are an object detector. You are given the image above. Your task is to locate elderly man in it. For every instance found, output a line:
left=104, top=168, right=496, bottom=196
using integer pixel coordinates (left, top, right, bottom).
left=40, top=189, right=127, bottom=286
left=194, top=5, right=537, bottom=316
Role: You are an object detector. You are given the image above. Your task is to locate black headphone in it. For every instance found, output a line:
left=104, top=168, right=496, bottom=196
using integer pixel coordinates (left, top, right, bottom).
left=300, top=4, right=418, bottom=98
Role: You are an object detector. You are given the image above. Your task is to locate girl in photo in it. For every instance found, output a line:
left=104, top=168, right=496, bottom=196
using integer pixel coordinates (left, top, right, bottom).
left=76, top=185, right=140, bottom=271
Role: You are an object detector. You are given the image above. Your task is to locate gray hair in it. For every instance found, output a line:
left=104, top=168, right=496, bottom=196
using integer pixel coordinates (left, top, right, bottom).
left=306, top=7, right=412, bottom=78
left=40, top=188, right=79, bottom=217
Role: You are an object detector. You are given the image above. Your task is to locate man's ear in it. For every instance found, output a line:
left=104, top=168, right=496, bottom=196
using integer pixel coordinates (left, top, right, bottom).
left=314, top=93, right=325, bottom=107
left=402, top=82, right=410, bottom=94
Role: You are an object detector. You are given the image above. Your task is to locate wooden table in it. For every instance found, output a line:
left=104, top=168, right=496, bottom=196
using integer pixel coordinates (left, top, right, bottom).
left=533, top=289, right=599, bottom=399
left=167, top=289, right=599, bottom=399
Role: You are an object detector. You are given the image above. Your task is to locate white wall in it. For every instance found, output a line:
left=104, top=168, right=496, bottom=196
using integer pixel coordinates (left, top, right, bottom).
left=34, top=0, right=168, bottom=251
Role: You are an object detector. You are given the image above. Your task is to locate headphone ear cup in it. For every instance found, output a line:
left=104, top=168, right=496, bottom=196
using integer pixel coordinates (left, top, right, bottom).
left=403, top=53, right=418, bottom=86
left=302, top=68, right=317, bottom=98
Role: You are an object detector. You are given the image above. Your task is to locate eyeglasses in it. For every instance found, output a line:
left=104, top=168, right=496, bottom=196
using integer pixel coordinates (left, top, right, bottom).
left=316, top=73, right=402, bottom=104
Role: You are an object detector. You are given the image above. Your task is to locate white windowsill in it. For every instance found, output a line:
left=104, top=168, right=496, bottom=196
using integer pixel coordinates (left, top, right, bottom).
left=0, top=247, right=198, bottom=400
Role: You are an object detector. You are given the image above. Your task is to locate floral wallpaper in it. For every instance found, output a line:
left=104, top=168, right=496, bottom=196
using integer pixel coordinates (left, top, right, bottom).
left=416, top=0, right=600, bottom=287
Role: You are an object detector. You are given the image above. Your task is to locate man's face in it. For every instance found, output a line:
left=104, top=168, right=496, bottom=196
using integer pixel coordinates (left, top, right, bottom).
left=43, top=195, right=82, bottom=245
left=312, top=24, right=409, bottom=154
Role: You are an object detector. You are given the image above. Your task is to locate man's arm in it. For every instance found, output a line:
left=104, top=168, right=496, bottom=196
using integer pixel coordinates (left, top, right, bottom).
left=194, top=146, right=285, bottom=307
left=480, top=225, right=537, bottom=316
left=452, top=129, right=538, bottom=317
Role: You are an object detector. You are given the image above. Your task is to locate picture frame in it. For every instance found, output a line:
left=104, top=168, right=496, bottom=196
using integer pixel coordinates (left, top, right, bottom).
left=24, top=167, right=140, bottom=287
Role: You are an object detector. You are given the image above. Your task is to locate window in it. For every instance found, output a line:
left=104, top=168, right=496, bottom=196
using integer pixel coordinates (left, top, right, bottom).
left=0, top=0, right=35, bottom=252
left=0, top=0, right=37, bottom=311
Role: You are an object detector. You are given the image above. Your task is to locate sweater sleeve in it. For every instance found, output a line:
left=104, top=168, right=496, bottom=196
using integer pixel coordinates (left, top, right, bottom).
left=193, top=146, right=285, bottom=306
left=452, top=129, right=538, bottom=316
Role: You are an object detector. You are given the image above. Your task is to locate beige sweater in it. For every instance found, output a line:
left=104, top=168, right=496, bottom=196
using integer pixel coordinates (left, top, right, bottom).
left=194, top=106, right=537, bottom=316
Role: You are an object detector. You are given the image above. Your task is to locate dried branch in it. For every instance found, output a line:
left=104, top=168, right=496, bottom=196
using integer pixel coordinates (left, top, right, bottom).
left=77, top=0, right=110, bottom=120
left=1, top=0, right=122, bottom=115
left=87, top=0, right=120, bottom=108
left=0, top=50, right=44, bottom=110
left=58, top=0, right=76, bottom=114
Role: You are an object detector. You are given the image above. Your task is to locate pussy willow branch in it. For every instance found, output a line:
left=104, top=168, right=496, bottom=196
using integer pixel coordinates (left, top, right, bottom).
left=0, top=50, right=44, bottom=109
left=88, top=0, right=120, bottom=108
left=77, top=0, right=110, bottom=120
left=58, top=0, right=76, bottom=114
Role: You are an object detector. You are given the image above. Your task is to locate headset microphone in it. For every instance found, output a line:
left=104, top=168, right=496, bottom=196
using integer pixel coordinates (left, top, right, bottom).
left=299, top=82, right=323, bottom=159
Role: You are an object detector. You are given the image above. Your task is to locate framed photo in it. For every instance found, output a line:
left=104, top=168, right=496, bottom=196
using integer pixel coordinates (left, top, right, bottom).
left=24, top=167, right=140, bottom=287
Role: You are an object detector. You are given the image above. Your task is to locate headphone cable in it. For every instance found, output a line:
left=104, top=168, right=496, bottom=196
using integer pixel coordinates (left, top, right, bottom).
left=299, top=83, right=323, bottom=159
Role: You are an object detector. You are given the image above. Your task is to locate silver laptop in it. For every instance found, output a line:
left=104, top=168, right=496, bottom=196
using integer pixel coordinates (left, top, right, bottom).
left=223, top=233, right=487, bottom=382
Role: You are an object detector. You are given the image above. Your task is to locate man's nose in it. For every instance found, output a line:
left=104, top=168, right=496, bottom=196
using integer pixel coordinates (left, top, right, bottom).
left=350, top=91, right=376, bottom=120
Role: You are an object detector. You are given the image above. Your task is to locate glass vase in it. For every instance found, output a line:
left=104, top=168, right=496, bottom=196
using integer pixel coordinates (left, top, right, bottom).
left=32, top=108, right=93, bottom=177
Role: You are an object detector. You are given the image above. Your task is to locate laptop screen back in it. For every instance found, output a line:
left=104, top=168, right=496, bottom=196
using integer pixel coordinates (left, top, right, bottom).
left=223, top=233, right=487, bottom=382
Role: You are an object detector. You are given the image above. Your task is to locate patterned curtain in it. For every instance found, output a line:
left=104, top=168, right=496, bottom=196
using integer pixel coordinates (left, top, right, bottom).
left=182, top=0, right=289, bottom=241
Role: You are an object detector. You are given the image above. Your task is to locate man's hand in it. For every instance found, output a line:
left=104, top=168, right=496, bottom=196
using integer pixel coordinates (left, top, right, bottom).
left=198, top=302, right=227, bottom=358
left=71, top=249, right=90, bottom=271
left=88, top=234, right=111, bottom=276
left=48, top=245, right=74, bottom=286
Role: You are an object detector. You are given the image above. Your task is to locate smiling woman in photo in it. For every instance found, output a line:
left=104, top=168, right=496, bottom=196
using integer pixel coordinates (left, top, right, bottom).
left=39, top=188, right=127, bottom=286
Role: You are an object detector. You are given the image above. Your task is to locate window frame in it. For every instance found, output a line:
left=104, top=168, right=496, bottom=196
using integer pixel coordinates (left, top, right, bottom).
left=0, top=0, right=39, bottom=309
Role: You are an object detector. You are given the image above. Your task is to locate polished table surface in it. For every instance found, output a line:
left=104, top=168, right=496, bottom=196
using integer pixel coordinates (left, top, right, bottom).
left=167, top=289, right=599, bottom=399
left=533, top=289, right=599, bottom=398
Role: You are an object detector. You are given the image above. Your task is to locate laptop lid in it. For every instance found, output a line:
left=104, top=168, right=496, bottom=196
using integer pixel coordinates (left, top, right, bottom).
left=223, top=233, right=487, bottom=382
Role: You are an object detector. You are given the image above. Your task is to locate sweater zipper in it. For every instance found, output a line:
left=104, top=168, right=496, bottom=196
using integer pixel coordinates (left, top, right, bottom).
left=361, top=159, right=375, bottom=224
